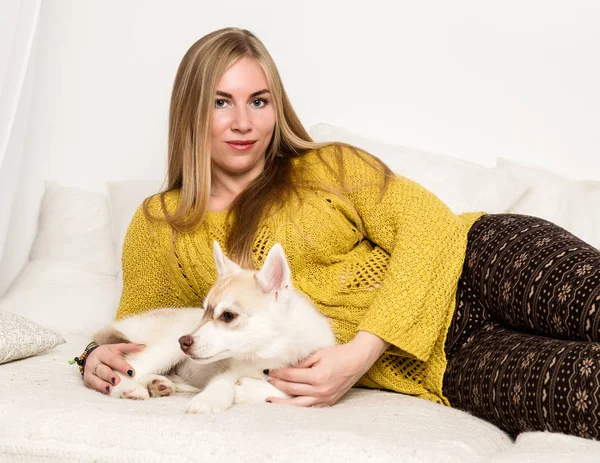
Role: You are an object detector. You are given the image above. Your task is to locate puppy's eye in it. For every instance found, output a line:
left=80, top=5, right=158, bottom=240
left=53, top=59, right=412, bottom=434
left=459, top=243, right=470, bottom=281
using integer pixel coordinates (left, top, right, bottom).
left=221, top=311, right=237, bottom=323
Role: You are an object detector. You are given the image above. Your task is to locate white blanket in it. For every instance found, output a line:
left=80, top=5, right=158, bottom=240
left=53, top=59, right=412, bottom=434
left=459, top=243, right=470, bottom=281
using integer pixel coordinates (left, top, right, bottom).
left=1, top=335, right=599, bottom=463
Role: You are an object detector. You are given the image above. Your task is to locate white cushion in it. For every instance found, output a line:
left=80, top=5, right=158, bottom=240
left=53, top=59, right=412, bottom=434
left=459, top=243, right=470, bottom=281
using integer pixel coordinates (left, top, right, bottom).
left=309, top=123, right=530, bottom=215
left=0, top=260, right=119, bottom=339
left=106, top=181, right=163, bottom=293
left=29, top=181, right=117, bottom=275
left=490, top=431, right=600, bottom=462
left=0, top=311, right=65, bottom=364
left=570, top=182, right=600, bottom=249
left=0, top=181, right=120, bottom=339
left=498, top=157, right=600, bottom=249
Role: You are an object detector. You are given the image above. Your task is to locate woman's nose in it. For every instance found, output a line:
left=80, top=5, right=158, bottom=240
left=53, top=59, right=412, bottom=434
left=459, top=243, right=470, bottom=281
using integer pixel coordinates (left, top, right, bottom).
left=231, top=107, right=251, bottom=132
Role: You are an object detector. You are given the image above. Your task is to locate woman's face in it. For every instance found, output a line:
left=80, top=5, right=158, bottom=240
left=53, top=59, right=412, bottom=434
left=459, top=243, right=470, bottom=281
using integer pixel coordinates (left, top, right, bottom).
left=210, top=57, right=276, bottom=180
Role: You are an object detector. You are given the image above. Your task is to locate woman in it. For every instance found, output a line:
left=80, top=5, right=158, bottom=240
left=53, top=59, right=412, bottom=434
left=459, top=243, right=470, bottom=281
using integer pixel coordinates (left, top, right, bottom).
left=76, top=27, right=600, bottom=440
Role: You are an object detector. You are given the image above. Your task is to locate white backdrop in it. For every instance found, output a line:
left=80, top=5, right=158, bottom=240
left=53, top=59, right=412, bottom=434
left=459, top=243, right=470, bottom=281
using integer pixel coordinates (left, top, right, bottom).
left=0, top=0, right=599, bottom=296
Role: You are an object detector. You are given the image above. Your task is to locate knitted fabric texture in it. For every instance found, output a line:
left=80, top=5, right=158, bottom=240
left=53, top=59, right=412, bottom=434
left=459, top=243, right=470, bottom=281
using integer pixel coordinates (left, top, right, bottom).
left=115, top=145, right=486, bottom=405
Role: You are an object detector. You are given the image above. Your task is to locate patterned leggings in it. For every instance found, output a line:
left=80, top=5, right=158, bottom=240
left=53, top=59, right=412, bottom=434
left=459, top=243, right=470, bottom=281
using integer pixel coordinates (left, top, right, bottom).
left=443, top=213, right=600, bottom=440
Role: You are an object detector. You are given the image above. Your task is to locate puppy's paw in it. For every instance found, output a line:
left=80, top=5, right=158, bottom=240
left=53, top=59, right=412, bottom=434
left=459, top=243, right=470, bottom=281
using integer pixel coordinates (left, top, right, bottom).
left=233, top=377, right=264, bottom=404
left=186, top=392, right=232, bottom=414
left=121, top=382, right=150, bottom=400
left=233, top=383, right=248, bottom=404
left=142, top=374, right=176, bottom=398
left=234, top=376, right=292, bottom=404
left=107, top=374, right=148, bottom=400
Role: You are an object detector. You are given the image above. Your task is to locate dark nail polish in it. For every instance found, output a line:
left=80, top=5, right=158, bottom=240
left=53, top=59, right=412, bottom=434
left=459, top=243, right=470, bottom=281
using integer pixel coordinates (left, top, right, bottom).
left=111, top=377, right=115, bottom=385
left=266, top=400, right=271, bottom=403
left=127, top=370, right=133, bottom=377
left=106, top=385, right=110, bottom=392
left=263, top=369, right=269, bottom=375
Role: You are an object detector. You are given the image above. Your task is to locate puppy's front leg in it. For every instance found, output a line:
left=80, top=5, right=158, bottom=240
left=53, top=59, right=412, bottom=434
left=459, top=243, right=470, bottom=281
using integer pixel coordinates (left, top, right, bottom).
left=186, top=372, right=237, bottom=414
left=110, top=342, right=186, bottom=400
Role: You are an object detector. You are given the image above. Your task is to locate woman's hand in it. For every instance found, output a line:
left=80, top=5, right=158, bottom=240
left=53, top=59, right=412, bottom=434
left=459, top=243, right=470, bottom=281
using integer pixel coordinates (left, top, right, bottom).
left=265, top=331, right=390, bottom=407
left=82, top=343, right=146, bottom=394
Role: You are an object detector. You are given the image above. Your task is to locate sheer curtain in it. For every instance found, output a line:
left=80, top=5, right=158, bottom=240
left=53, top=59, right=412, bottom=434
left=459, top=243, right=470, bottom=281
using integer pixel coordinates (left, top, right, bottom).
left=0, top=0, right=42, bottom=295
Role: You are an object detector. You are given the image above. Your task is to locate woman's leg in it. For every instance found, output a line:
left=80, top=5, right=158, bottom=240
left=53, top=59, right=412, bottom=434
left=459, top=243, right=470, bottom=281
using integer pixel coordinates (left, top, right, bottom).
left=460, top=213, right=600, bottom=341
left=444, top=323, right=600, bottom=439
left=443, top=213, right=600, bottom=439
left=444, top=262, right=494, bottom=359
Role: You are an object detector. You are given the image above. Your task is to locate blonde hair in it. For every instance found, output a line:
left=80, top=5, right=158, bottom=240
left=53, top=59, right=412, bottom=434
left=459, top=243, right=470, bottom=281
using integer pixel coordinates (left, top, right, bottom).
left=143, top=27, right=391, bottom=268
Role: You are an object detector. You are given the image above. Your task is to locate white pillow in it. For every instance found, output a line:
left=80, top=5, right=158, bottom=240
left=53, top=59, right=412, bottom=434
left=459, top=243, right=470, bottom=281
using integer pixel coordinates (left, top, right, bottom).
left=0, top=260, right=119, bottom=339
left=0, top=181, right=120, bottom=339
left=498, top=157, right=600, bottom=249
left=0, top=311, right=65, bottom=364
left=106, top=181, right=163, bottom=293
left=570, top=182, right=600, bottom=249
left=29, top=181, right=117, bottom=275
left=309, top=123, right=530, bottom=215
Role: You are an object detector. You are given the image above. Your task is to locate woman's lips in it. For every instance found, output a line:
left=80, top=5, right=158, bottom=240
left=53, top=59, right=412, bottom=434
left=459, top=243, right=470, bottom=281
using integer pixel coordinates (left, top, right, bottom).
left=226, top=141, right=256, bottom=151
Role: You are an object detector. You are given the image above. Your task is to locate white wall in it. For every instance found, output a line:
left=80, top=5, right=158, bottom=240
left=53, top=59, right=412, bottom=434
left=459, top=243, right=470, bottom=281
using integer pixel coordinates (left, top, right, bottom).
left=18, top=0, right=600, bottom=190
left=1, top=0, right=599, bottom=295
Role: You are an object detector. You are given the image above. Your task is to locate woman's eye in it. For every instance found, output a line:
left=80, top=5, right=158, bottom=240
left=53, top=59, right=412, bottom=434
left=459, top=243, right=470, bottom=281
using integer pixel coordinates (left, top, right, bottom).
left=215, top=99, right=229, bottom=108
left=221, top=311, right=237, bottom=322
left=252, top=98, right=267, bottom=108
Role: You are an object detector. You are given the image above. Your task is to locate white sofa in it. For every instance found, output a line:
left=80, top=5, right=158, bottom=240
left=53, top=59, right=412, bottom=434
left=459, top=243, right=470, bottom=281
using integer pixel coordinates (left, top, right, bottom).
left=1, top=123, right=599, bottom=462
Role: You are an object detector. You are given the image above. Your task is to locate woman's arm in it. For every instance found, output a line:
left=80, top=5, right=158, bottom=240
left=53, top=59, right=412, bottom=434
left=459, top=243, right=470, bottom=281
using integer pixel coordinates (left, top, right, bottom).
left=329, top=145, right=474, bottom=363
left=265, top=330, right=390, bottom=407
left=265, top=145, right=477, bottom=406
left=351, top=330, right=391, bottom=364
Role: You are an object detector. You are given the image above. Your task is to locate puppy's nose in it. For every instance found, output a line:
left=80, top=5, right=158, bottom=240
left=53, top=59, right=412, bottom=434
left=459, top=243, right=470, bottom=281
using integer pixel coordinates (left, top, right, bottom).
left=179, top=335, right=194, bottom=352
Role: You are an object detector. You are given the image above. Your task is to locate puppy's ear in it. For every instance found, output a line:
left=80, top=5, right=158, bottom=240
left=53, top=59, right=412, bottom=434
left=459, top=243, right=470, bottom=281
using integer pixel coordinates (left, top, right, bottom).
left=213, top=241, right=242, bottom=277
left=255, top=243, right=292, bottom=294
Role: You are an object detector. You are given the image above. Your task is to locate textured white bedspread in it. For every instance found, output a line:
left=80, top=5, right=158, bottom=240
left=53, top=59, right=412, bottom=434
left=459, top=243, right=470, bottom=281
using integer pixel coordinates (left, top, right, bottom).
left=1, top=335, right=599, bottom=463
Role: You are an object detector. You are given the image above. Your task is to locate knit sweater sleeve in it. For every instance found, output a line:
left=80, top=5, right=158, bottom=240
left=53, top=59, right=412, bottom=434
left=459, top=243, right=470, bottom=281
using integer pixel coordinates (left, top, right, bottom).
left=320, top=145, right=471, bottom=363
left=114, top=203, right=196, bottom=321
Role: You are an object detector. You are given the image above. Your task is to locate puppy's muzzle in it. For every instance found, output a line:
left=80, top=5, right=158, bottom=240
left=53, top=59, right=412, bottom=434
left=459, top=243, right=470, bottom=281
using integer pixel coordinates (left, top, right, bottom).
left=179, top=335, right=194, bottom=353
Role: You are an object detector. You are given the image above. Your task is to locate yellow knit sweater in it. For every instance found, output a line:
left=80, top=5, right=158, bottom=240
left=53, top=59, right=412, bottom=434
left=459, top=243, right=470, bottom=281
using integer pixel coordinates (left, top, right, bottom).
left=115, top=144, right=486, bottom=405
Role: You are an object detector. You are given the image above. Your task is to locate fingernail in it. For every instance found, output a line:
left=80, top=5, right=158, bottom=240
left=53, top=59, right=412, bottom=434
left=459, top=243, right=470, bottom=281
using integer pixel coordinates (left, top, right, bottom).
left=111, top=377, right=115, bottom=385
left=127, top=369, right=134, bottom=377
left=137, top=344, right=146, bottom=347
left=263, top=369, right=269, bottom=375
left=266, top=400, right=271, bottom=403
left=106, top=385, right=110, bottom=392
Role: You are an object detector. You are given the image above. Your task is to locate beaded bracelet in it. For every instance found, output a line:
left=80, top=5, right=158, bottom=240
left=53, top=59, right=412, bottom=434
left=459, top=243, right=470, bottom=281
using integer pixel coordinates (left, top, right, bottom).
left=68, top=341, right=100, bottom=377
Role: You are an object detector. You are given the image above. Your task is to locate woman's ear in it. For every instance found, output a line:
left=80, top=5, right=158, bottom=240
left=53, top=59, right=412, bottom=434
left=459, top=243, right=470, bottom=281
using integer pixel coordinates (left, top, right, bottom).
left=213, top=241, right=242, bottom=277
left=255, top=243, right=292, bottom=294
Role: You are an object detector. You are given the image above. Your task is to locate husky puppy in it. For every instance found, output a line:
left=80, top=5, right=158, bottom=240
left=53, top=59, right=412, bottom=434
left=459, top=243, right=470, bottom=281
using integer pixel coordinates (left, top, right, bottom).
left=93, top=241, right=336, bottom=414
